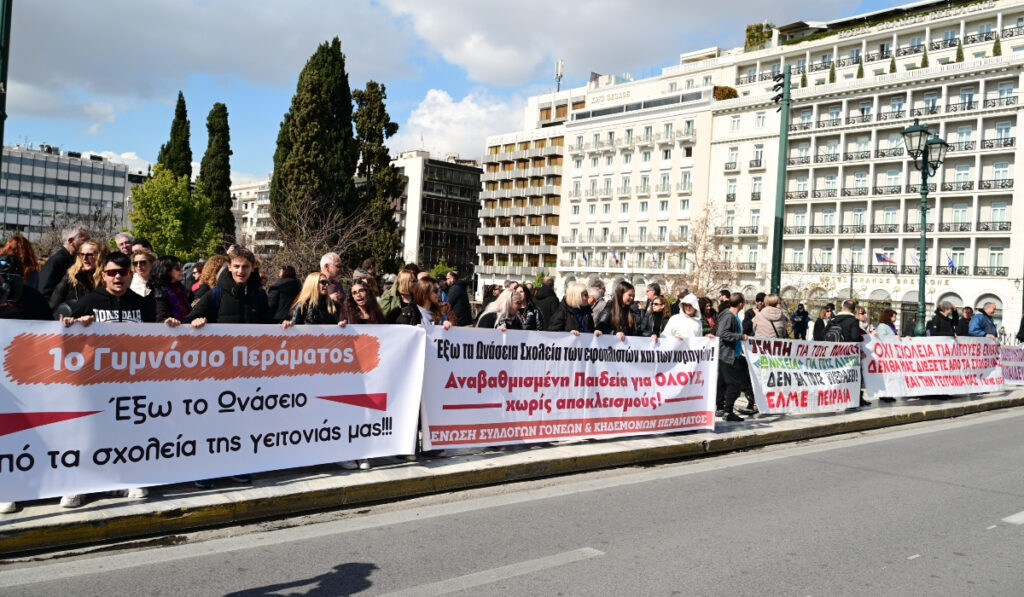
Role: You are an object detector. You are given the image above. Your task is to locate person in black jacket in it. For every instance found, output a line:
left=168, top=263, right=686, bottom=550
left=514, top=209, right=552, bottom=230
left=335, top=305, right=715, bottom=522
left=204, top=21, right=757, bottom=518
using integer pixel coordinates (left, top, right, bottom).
left=267, top=266, right=301, bottom=323
left=532, top=276, right=559, bottom=327
left=512, top=283, right=545, bottom=331
left=66, top=252, right=156, bottom=324
left=1017, top=315, right=1024, bottom=343
left=39, top=225, right=89, bottom=300
left=185, top=247, right=269, bottom=326
left=547, top=282, right=599, bottom=336
left=0, top=254, right=51, bottom=321
left=812, top=304, right=834, bottom=341
left=639, top=295, right=671, bottom=339
left=955, top=306, right=974, bottom=337
left=926, top=301, right=957, bottom=337
left=444, top=271, right=472, bottom=327
left=149, top=255, right=191, bottom=323
left=49, top=239, right=103, bottom=318
left=595, top=280, right=641, bottom=340
left=715, top=292, right=748, bottom=422
left=282, top=273, right=340, bottom=326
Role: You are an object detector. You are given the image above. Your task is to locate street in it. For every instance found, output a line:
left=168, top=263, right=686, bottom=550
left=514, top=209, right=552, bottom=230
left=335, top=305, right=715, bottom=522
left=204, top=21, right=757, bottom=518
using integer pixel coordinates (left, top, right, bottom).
left=2, top=408, right=1024, bottom=596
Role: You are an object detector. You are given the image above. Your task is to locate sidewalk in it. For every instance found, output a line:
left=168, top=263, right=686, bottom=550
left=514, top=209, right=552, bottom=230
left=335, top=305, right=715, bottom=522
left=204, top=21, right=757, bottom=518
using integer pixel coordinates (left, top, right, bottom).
left=2, top=390, right=1022, bottom=556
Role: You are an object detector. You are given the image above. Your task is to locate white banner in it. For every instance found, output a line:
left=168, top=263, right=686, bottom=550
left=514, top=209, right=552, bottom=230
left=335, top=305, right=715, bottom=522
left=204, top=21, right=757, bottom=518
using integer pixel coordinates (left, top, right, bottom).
left=421, top=327, right=718, bottom=449
left=0, top=321, right=424, bottom=502
left=862, top=336, right=1004, bottom=398
left=1002, top=345, right=1024, bottom=386
left=741, top=338, right=861, bottom=413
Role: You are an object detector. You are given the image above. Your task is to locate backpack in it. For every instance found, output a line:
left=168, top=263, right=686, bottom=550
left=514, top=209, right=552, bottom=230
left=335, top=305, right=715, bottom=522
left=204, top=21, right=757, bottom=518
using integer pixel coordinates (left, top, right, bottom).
left=822, top=318, right=845, bottom=342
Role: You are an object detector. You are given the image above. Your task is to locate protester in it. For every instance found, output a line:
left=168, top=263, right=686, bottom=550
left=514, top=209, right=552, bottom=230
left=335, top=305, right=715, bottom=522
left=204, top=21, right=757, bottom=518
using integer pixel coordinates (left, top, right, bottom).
left=596, top=280, right=641, bottom=340
left=790, top=303, right=809, bottom=340
left=699, top=297, right=717, bottom=335
left=382, top=269, right=416, bottom=323
left=662, top=293, right=706, bottom=339
left=49, top=239, right=103, bottom=317
left=588, top=281, right=607, bottom=320
left=823, top=300, right=870, bottom=407
left=319, top=252, right=344, bottom=306
left=639, top=293, right=671, bottom=339
left=812, top=304, right=834, bottom=341
left=901, top=316, right=917, bottom=338
left=444, top=271, right=472, bottom=327
left=547, top=282, right=598, bottom=336
left=477, top=289, right=522, bottom=329
left=875, top=308, right=899, bottom=337
left=751, top=293, right=787, bottom=338
left=743, top=292, right=766, bottom=335
left=184, top=258, right=205, bottom=295
left=149, top=255, right=191, bottom=323
left=956, top=306, right=974, bottom=337
left=1017, top=317, right=1024, bottom=344
left=129, top=248, right=156, bottom=297
left=927, top=301, right=957, bottom=337
left=717, top=288, right=731, bottom=313
left=480, top=284, right=500, bottom=311
left=855, top=305, right=873, bottom=334
left=343, top=278, right=387, bottom=324
left=192, top=255, right=228, bottom=304
left=533, top=276, right=559, bottom=326
left=282, top=272, right=339, bottom=326
left=114, top=232, right=134, bottom=255
left=715, top=292, right=748, bottom=422
left=130, top=237, right=153, bottom=253
left=267, top=265, right=301, bottom=324
left=969, top=302, right=998, bottom=339
left=0, top=236, right=41, bottom=290
left=512, top=283, right=544, bottom=331
left=39, top=225, right=89, bottom=299
left=397, top=277, right=455, bottom=330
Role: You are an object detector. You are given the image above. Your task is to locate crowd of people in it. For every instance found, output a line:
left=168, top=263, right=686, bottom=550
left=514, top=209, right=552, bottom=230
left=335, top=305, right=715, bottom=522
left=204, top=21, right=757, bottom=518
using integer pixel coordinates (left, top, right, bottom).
left=1, top=225, right=1023, bottom=512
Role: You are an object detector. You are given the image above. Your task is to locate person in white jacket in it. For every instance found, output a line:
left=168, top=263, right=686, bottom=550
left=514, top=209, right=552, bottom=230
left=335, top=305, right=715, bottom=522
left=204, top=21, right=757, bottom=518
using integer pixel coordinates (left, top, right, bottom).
left=662, top=293, right=708, bottom=339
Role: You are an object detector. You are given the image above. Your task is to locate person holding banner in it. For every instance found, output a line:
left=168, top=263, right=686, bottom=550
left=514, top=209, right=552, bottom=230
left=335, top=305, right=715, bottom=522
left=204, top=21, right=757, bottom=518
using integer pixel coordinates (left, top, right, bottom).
left=663, top=293, right=708, bottom=339
left=397, top=277, right=455, bottom=329
left=715, top=292, right=749, bottom=422
left=752, top=294, right=788, bottom=338
left=282, top=273, right=341, bottom=327
left=48, top=239, right=104, bottom=318
left=596, top=281, right=642, bottom=340
left=927, top=302, right=957, bottom=337
left=342, top=278, right=387, bottom=325
left=875, top=309, right=899, bottom=337
left=476, top=288, right=522, bottom=329
left=969, top=303, right=998, bottom=339
left=149, top=256, right=191, bottom=323
left=639, top=294, right=671, bottom=339
left=547, top=282, right=599, bottom=336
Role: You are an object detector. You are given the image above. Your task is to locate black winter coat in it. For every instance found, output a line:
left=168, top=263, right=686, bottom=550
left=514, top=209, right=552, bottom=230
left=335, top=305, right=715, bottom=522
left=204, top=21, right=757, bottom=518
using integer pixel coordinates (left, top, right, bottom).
left=532, top=285, right=559, bottom=327
left=267, top=277, right=302, bottom=323
left=71, top=288, right=155, bottom=323
left=547, top=300, right=594, bottom=333
left=595, top=303, right=641, bottom=335
left=184, top=269, right=269, bottom=324
left=445, top=280, right=472, bottom=327
left=639, top=309, right=668, bottom=337
left=926, top=311, right=956, bottom=337
left=48, top=271, right=95, bottom=316
left=288, top=295, right=339, bottom=325
left=38, top=247, right=74, bottom=299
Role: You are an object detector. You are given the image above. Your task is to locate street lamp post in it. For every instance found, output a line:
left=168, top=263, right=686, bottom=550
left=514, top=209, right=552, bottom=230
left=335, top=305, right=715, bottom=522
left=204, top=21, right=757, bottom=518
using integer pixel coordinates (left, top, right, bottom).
left=902, top=119, right=949, bottom=337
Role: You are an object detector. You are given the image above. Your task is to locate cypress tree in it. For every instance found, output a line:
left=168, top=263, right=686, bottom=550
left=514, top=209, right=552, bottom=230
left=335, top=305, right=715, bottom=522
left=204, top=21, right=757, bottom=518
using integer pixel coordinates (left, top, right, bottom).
left=828, top=61, right=836, bottom=83
left=197, top=103, right=234, bottom=245
left=352, top=81, right=402, bottom=272
left=157, top=91, right=193, bottom=180
left=993, top=34, right=1002, bottom=56
left=889, top=55, right=897, bottom=73
left=271, top=37, right=358, bottom=238
left=955, top=39, right=964, bottom=62
left=800, top=71, right=807, bottom=88
left=920, top=47, right=929, bottom=68
left=856, top=61, right=864, bottom=78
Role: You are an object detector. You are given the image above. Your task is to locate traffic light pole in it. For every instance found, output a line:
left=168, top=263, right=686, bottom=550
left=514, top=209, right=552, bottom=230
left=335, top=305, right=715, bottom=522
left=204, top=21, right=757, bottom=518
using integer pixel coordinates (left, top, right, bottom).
left=769, top=65, right=791, bottom=296
left=0, top=0, right=11, bottom=172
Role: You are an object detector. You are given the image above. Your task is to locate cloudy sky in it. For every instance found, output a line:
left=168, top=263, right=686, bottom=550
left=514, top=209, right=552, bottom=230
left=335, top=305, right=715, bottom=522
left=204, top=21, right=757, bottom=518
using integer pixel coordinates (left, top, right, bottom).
left=7, top=0, right=896, bottom=184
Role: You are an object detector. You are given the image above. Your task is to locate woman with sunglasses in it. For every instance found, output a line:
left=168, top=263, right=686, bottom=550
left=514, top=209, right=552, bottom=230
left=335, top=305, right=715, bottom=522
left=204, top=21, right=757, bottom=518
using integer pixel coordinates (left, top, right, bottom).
left=281, top=272, right=340, bottom=328
left=129, top=248, right=156, bottom=297
left=49, top=239, right=105, bottom=318
left=511, top=283, right=544, bottom=331
left=149, top=255, right=191, bottom=323
left=639, top=294, right=672, bottom=340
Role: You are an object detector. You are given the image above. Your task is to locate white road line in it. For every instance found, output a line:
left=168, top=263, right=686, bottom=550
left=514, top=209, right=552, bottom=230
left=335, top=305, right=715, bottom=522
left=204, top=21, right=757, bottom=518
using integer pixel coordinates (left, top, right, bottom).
left=1, top=407, right=1020, bottom=587
left=378, top=548, right=604, bottom=597
left=987, top=525, right=998, bottom=530
left=907, top=554, right=920, bottom=560
left=1001, top=511, right=1024, bottom=525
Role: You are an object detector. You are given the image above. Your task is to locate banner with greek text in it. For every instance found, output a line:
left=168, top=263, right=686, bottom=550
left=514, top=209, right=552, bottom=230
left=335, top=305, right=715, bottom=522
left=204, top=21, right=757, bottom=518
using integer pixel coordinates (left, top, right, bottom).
left=421, top=327, right=718, bottom=449
left=0, top=321, right=424, bottom=502
left=1002, top=345, right=1024, bottom=386
left=862, top=336, right=1004, bottom=398
left=741, top=338, right=861, bottom=413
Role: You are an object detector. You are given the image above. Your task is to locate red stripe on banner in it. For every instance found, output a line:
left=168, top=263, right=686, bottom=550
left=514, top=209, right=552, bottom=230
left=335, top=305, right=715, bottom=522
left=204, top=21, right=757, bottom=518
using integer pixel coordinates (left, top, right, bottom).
left=442, top=403, right=503, bottom=410
left=0, top=411, right=101, bottom=437
left=663, top=395, right=702, bottom=403
left=427, top=412, right=714, bottom=446
left=317, top=393, right=388, bottom=411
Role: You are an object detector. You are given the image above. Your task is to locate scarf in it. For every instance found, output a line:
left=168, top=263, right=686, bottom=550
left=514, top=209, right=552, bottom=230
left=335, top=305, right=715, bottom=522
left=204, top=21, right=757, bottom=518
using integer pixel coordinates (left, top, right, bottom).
left=165, top=283, right=190, bottom=320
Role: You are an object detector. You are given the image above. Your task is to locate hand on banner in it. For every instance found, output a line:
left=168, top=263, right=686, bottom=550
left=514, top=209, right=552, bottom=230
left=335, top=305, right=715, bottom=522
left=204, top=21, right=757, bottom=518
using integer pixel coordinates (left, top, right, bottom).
left=570, top=329, right=580, bottom=336
left=190, top=317, right=207, bottom=329
left=164, top=318, right=181, bottom=328
left=61, top=315, right=95, bottom=327
left=704, top=333, right=716, bottom=339
left=281, top=320, right=294, bottom=329
left=337, top=320, right=347, bottom=328
left=594, top=330, right=603, bottom=337
left=616, top=332, right=626, bottom=342
left=441, top=320, right=452, bottom=330
left=650, top=334, right=659, bottom=343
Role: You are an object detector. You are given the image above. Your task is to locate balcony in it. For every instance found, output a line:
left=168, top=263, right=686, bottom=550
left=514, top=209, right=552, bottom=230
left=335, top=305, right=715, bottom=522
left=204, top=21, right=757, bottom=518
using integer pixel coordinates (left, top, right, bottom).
left=946, top=100, right=977, bottom=113
left=872, top=224, right=900, bottom=233
left=873, top=185, right=902, bottom=195
left=983, top=96, right=1018, bottom=108
left=810, top=264, right=834, bottom=273
left=788, top=156, right=811, bottom=165
left=837, top=264, right=865, bottom=273
left=726, top=193, right=736, bottom=202
left=635, top=185, right=651, bottom=197
left=931, top=38, right=959, bottom=50
left=1004, top=25, right=1024, bottom=38
left=906, top=183, right=936, bottom=193
left=981, top=137, right=1015, bottom=149
left=843, top=151, right=871, bottom=161
left=895, top=44, right=924, bottom=56
left=901, top=265, right=931, bottom=275
left=617, top=186, right=631, bottom=197
left=937, top=265, right=970, bottom=276
left=846, top=114, right=873, bottom=125
left=816, top=118, right=842, bottom=129
left=863, top=49, right=891, bottom=62
left=749, top=159, right=764, bottom=169
left=964, top=31, right=996, bottom=45
left=941, top=181, right=974, bottom=191
left=724, top=161, right=738, bottom=171
left=979, top=179, right=1013, bottom=190
left=814, top=153, right=840, bottom=164
left=715, top=226, right=734, bottom=235
left=782, top=263, right=805, bottom=271
left=635, top=134, right=654, bottom=147
left=677, top=183, right=692, bottom=194
left=910, top=105, right=940, bottom=117
left=736, top=262, right=757, bottom=271
left=656, top=184, right=672, bottom=195
left=738, top=226, right=759, bottom=235
left=813, top=189, right=838, bottom=198
left=839, top=224, right=866, bottom=234
left=841, top=187, right=869, bottom=197
left=939, top=222, right=972, bottom=232
left=946, top=141, right=975, bottom=152
left=904, top=223, right=934, bottom=233
left=751, top=192, right=761, bottom=201
left=875, top=147, right=904, bottom=158
left=676, top=128, right=697, bottom=142
left=789, top=122, right=812, bottom=132
left=809, top=225, right=835, bottom=234
left=869, top=265, right=898, bottom=274
left=568, top=143, right=585, bottom=154
left=808, top=60, right=831, bottom=72
left=784, top=226, right=806, bottom=234
left=975, top=266, right=1009, bottom=276
left=976, top=220, right=1011, bottom=232
left=786, top=191, right=808, bottom=199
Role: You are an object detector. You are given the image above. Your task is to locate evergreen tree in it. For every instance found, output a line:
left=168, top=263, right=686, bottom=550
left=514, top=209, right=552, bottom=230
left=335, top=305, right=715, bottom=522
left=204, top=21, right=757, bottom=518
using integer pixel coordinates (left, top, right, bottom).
left=129, top=166, right=220, bottom=261
left=993, top=34, right=1002, bottom=56
left=955, top=39, right=964, bottom=62
left=889, top=55, right=897, bottom=73
left=800, top=71, right=807, bottom=88
left=828, top=61, right=836, bottom=83
left=352, top=80, right=403, bottom=272
left=856, top=61, right=864, bottom=78
left=920, top=47, right=929, bottom=68
left=197, top=102, right=234, bottom=246
left=271, top=37, right=358, bottom=240
left=156, top=91, right=193, bottom=180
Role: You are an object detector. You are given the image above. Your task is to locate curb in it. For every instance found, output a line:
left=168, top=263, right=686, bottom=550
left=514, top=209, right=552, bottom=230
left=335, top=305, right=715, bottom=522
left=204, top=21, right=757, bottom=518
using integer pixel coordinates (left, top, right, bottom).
left=2, top=394, right=1023, bottom=556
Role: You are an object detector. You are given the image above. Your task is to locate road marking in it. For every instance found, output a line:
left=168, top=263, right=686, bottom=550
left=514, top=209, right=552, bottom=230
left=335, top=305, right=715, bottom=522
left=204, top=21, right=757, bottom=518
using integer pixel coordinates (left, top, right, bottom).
left=1001, top=510, right=1024, bottom=525
left=378, top=548, right=604, bottom=597
left=987, top=525, right=998, bottom=530
left=907, top=554, right=920, bottom=560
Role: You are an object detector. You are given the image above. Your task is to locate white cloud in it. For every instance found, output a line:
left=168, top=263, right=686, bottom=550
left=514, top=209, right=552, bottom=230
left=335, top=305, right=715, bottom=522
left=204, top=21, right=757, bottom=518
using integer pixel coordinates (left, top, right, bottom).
left=388, top=89, right=525, bottom=161
left=7, top=80, right=117, bottom=133
left=382, top=0, right=850, bottom=86
left=83, top=151, right=152, bottom=175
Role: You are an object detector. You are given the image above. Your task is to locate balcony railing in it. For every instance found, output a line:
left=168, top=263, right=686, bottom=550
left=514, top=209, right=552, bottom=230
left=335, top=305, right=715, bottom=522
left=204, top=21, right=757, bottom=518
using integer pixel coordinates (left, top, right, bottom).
left=906, top=183, right=936, bottom=193
left=901, top=265, right=931, bottom=275
left=738, top=226, right=760, bottom=235
left=724, top=162, right=738, bottom=170
left=837, top=56, right=861, bottom=67
left=873, top=185, right=902, bottom=195
left=786, top=191, right=808, bottom=199
left=930, top=38, right=959, bottom=50
left=975, top=266, right=1009, bottom=276
left=635, top=186, right=651, bottom=197
left=876, top=110, right=906, bottom=122
left=736, top=74, right=756, bottom=85
left=841, top=187, right=869, bottom=196
left=981, top=137, right=1015, bottom=149
left=870, top=265, right=898, bottom=274
left=835, top=264, right=862, bottom=273
left=895, top=44, right=924, bottom=56
left=814, top=153, right=840, bottom=163
left=816, top=118, right=842, bottom=128
left=788, top=156, right=811, bottom=165
left=983, top=96, right=1018, bottom=108
left=904, top=223, right=934, bottom=232
left=677, top=183, right=692, bottom=194
left=964, top=31, right=996, bottom=45
left=976, top=220, right=1011, bottom=231
left=782, top=263, right=805, bottom=272
left=946, top=101, right=977, bottom=113
left=875, top=147, right=904, bottom=158
left=784, top=226, right=806, bottom=234
left=1003, top=25, right=1024, bottom=38
left=947, top=141, right=975, bottom=152
left=863, top=50, right=891, bottom=62
left=910, top=105, right=940, bottom=117
left=749, top=159, right=764, bottom=169
left=846, top=115, right=873, bottom=125
left=979, top=178, right=1013, bottom=190
left=810, top=264, right=834, bottom=272
left=809, top=225, right=835, bottom=234
left=844, top=151, right=871, bottom=161
left=941, top=181, right=974, bottom=191
left=937, top=265, right=970, bottom=276
left=751, top=192, right=761, bottom=201
left=872, top=224, right=900, bottom=233
left=736, top=262, right=757, bottom=271
left=726, top=193, right=736, bottom=202
left=789, top=122, right=812, bottom=132
left=813, top=189, right=838, bottom=198
left=840, top=224, right=866, bottom=234
left=939, top=222, right=972, bottom=232
left=808, top=60, right=831, bottom=72
left=715, top=226, right=734, bottom=235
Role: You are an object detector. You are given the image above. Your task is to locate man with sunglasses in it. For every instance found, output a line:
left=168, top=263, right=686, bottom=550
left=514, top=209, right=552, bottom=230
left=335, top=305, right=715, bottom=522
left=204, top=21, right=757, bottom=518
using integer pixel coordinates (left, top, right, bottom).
left=65, top=252, right=155, bottom=325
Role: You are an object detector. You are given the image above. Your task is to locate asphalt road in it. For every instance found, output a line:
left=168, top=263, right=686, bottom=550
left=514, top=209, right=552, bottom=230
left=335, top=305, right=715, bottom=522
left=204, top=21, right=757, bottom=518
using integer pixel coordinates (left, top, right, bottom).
left=2, top=409, right=1024, bottom=596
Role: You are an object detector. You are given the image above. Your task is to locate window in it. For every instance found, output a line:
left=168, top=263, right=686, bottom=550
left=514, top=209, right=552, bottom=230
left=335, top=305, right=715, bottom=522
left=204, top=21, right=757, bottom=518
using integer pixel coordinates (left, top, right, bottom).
left=890, top=97, right=904, bottom=113
left=680, top=171, right=691, bottom=191
left=590, top=156, right=599, bottom=168
left=884, top=207, right=898, bottom=225
left=619, top=226, right=628, bottom=238
left=603, top=154, right=612, bottom=167
left=996, top=121, right=1011, bottom=139
left=825, top=174, right=837, bottom=190
left=957, top=126, right=972, bottom=143
left=678, top=225, right=689, bottom=237
left=752, top=177, right=762, bottom=194
left=989, top=247, right=1005, bottom=267
left=661, top=148, right=672, bottom=160
left=952, top=203, right=968, bottom=224
left=822, top=209, right=835, bottom=227
left=603, top=177, right=612, bottom=194
left=623, top=153, right=632, bottom=165
left=794, top=210, right=807, bottom=227
left=821, top=247, right=833, bottom=266
left=801, top=109, right=812, bottom=123
left=602, top=203, right=611, bottom=215
left=859, top=101, right=872, bottom=116
left=679, top=198, right=690, bottom=211
left=592, top=133, right=600, bottom=146
left=641, top=151, right=652, bottom=163
left=575, top=135, right=583, bottom=147
left=797, top=142, right=810, bottom=157
left=571, top=205, right=580, bottom=215
left=659, top=173, right=670, bottom=190
left=909, top=36, right=923, bottom=49
left=625, top=129, right=634, bottom=144
left=658, top=200, right=669, bottom=213
left=955, top=165, right=970, bottom=183
left=886, top=170, right=900, bottom=186
left=643, top=125, right=653, bottom=139
left=588, top=178, right=598, bottom=194
left=746, top=244, right=758, bottom=263
left=702, top=75, right=712, bottom=86
left=943, top=29, right=957, bottom=42
left=588, top=204, right=596, bottom=215
left=797, top=176, right=808, bottom=192
left=951, top=247, right=965, bottom=266
left=750, top=209, right=760, bottom=227
left=639, top=201, right=649, bottom=214
left=726, top=210, right=735, bottom=227
left=924, top=93, right=938, bottom=109
left=730, top=116, right=740, bottom=132
left=753, top=144, right=764, bottom=162
left=960, top=87, right=975, bottom=105
left=755, top=112, right=765, bottom=128
left=574, top=158, right=583, bottom=169
left=854, top=172, right=868, bottom=189
left=992, top=202, right=1008, bottom=222
left=793, top=248, right=805, bottom=265
left=822, top=53, right=832, bottom=65
left=657, top=225, right=668, bottom=240
left=999, top=82, right=1014, bottom=99
left=851, top=247, right=863, bottom=266
left=620, top=202, right=629, bottom=214
left=856, top=136, right=869, bottom=152
left=667, top=81, right=677, bottom=92
left=572, top=180, right=581, bottom=196
left=587, top=228, right=594, bottom=241
left=663, top=122, right=673, bottom=138
left=727, top=179, right=737, bottom=195
left=852, top=208, right=865, bottom=225
left=850, top=48, right=861, bottom=61
left=685, top=79, right=694, bottom=89
left=728, top=147, right=739, bottom=162
left=639, top=174, right=650, bottom=191
left=979, top=23, right=993, bottom=34
left=638, top=226, right=647, bottom=241
left=828, top=106, right=841, bottom=120
left=994, top=163, right=1009, bottom=180
left=620, top=176, right=631, bottom=193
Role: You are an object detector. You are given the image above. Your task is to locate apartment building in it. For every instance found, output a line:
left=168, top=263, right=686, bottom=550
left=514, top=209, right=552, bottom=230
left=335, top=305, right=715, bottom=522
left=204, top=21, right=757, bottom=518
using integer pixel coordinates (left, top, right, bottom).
left=230, top=178, right=281, bottom=257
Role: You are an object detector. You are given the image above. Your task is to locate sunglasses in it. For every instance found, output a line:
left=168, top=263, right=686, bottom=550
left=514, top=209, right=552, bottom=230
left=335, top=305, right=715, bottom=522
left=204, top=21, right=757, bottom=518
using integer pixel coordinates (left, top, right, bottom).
left=104, top=268, right=130, bottom=277
left=80, top=252, right=98, bottom=259
left=318, top=280, right=330, bottom=286
left=133, top=260, right=150, bottom=267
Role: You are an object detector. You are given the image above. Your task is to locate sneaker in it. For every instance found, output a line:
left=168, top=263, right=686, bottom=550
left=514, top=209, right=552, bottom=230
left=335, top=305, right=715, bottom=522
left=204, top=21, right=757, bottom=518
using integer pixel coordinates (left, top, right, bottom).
left=194, top=479, right=214, bottom=489
left=880, top=397, right=896, bottom=402
left=337, top=460, right=359, bottom=469
left=358, top=460, right=371, bottom=470
left=714, top=409, right=726, bottom=417
left=126, top=487, right=148, bottom=499
left=736, top=406, right=756, bottom=416
left=859, top=398, right=871, bottom=407
left=230, top=474, right=252, bottom=483
left=722, top=412, right=745, bottom=422
left=59, top=494, right=83, bottom=508
left=0, top=501, right=15, bottom=514
left=403, top=454, right=418, bottom=462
